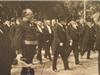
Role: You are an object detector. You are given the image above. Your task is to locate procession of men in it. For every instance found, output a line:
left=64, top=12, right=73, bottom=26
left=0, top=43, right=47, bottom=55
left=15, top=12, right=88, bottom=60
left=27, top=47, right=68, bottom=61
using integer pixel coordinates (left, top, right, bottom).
left=0, top=1, right=100, bottom=75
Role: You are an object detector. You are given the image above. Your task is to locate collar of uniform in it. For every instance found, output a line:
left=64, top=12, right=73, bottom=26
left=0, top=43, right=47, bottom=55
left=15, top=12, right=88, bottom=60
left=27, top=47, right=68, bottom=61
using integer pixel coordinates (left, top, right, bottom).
left=58, top=23, right=63, bottom=27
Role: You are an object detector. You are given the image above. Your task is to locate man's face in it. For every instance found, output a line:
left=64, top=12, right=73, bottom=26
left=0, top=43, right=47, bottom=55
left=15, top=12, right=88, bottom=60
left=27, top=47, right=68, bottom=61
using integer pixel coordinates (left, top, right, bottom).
left=26, top=13, right=34, bottom=20
left=45, top=20, right=51, bottom=26
left=24, top=9, right=34, bottom=21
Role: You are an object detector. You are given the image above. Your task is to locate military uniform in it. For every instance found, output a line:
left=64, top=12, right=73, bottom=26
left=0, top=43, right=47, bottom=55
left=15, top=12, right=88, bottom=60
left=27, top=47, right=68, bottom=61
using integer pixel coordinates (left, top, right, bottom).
left=13, top=21, right=38, bottom=64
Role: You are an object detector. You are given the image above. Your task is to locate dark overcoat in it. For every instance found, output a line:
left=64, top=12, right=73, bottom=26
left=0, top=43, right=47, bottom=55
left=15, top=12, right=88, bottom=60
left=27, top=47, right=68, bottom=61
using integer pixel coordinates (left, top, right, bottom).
left=52, top=23, right=70, bottom=54
left=81, top=25, right=95, bottom=51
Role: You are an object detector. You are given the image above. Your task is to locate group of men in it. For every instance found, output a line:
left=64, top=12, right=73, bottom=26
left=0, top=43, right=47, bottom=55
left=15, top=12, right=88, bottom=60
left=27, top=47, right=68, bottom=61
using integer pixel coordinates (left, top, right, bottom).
left=0, top=8, right=100, bottom=75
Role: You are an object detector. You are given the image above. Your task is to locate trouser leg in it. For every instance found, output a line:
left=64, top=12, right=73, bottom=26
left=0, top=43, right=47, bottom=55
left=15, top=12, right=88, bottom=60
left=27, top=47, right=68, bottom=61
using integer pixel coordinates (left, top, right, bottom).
left=21, top=67, right=35, bottom=75
left=59, top=47, right=69, bottom=70
left=37, top=44, right=43, bottom=63
left=23, top=45, right=36, bottom=64
left=73, top=49, right=79, bottom=64
left=72, top=42, right=79, bottom=64
left=46, top=46, right=52, bottom=60
left=52, top=50, right=59, bottom=70
left=66, top=46, right=72, bottom=58
left=44, top=44, right=51, bottom=60
left=87, top=50, right=91, bottom=59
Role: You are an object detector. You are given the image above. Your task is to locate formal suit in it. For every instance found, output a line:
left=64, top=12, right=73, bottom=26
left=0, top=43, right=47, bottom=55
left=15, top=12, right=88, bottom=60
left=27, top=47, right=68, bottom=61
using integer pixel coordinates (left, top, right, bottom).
left=67, top=22, right=80, bottom=64
left=9, top=23, right=18, bottom=50
left=52, top=23, right=69, bottom=70
left=13, top=21, right=38, bottom=64
left=77, top=23, right=85, bottom=53
left=43, top=24, right=53, bottom=60
left=36, top=24, right=45, bottom=63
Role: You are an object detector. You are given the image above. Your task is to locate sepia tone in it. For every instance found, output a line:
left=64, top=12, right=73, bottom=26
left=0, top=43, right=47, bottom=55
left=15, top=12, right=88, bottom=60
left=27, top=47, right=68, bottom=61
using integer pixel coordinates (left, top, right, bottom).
left=0, top=0, right=99, bottom=75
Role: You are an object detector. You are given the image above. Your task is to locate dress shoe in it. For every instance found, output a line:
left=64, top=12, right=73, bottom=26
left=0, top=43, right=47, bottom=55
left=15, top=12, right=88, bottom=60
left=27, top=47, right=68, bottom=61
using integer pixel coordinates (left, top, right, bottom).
left=64, top=66, right=70, bottom=70
left=52, top=67, right=57, bottom=72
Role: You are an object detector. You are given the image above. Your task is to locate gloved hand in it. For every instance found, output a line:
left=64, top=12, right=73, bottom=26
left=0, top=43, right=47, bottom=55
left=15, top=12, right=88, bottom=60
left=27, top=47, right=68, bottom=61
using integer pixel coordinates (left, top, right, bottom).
left=16, top=54, right=23, bottom=61
left=59, top=42, right=64, bottom=46
left=69, top=40, right=73, bottom=46
left=12, top=53, right=23, bottom=66
left=46, top=40, right=49, bottom=43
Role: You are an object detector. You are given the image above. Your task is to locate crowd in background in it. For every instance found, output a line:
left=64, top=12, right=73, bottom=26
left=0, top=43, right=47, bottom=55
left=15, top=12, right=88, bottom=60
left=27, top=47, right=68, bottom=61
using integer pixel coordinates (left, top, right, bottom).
left=0, top=2, right=100, bottom=75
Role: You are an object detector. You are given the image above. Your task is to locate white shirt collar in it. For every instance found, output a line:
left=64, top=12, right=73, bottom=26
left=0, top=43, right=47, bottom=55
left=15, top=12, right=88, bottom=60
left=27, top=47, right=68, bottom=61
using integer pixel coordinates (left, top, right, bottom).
left=58, top=23, right=63, bottom=27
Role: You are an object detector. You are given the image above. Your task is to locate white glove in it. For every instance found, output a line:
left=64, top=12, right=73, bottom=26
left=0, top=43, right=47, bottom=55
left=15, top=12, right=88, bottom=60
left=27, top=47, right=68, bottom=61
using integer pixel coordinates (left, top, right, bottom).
left=28, top=64, right=34, bottom=68
left=16, top=54, right=23, bottom=61
left=69, top=40, right=73, bottom=46
left=46, top=40, right=49, bottom=43
left=16, top=54, right=29, bottom=67
left=59, top=42, right=64, bottom=46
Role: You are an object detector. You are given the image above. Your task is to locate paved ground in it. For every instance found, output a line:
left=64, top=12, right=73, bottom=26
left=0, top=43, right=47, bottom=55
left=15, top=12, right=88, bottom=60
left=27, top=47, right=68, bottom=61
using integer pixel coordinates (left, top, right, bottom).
left=11, top=51, right=99, bottom=75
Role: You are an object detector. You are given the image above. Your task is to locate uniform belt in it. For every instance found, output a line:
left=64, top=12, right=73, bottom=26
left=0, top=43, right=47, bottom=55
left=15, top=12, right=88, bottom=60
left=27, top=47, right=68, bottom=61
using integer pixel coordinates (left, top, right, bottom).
left=24, top=40, right=38, bottom=45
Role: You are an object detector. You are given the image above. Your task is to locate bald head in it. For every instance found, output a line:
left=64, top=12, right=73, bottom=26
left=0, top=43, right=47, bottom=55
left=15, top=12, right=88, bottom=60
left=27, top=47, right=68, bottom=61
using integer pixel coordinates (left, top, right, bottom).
left=22, top=8, right=34, bottom=21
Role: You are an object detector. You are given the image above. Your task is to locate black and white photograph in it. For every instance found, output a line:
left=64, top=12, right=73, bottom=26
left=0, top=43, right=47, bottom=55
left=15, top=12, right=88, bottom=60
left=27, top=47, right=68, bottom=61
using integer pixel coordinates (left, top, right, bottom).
left=0, top=0, right=99, bottom=75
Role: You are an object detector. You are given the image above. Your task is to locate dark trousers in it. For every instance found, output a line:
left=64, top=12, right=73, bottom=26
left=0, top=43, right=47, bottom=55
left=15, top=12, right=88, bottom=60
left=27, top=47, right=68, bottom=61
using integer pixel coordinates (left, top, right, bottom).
left=73, top=49, right=79, bottom=64
left=44, top=41, right=52, bottom=60
left=98, top=50, right=100, bottom=75
left=81, top=49, right=91, bottom=59
left=68, top=41, right=79, bottom=64
left=23, top=45, right=36, bottom=64
left=37, top=42, right=44, bottom=62
left=21, top=67, right=34, bottom=75
left=53, top=46, right=69, bottom=70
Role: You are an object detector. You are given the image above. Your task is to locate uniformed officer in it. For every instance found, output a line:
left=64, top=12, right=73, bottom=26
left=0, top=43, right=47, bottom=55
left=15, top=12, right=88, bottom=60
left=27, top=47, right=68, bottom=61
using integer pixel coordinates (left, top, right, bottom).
left=13, top=8, right=38, bottom=64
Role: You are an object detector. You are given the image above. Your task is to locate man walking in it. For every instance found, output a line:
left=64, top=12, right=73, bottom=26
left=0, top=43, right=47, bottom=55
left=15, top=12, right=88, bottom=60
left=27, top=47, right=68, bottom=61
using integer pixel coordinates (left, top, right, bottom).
left=52, top=17, right=70, bottom=71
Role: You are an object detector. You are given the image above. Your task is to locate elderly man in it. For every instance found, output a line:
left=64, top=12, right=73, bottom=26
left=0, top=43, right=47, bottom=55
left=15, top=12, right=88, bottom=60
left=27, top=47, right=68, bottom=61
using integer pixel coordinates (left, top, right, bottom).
left=12, top=9, right=37, bottom=75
